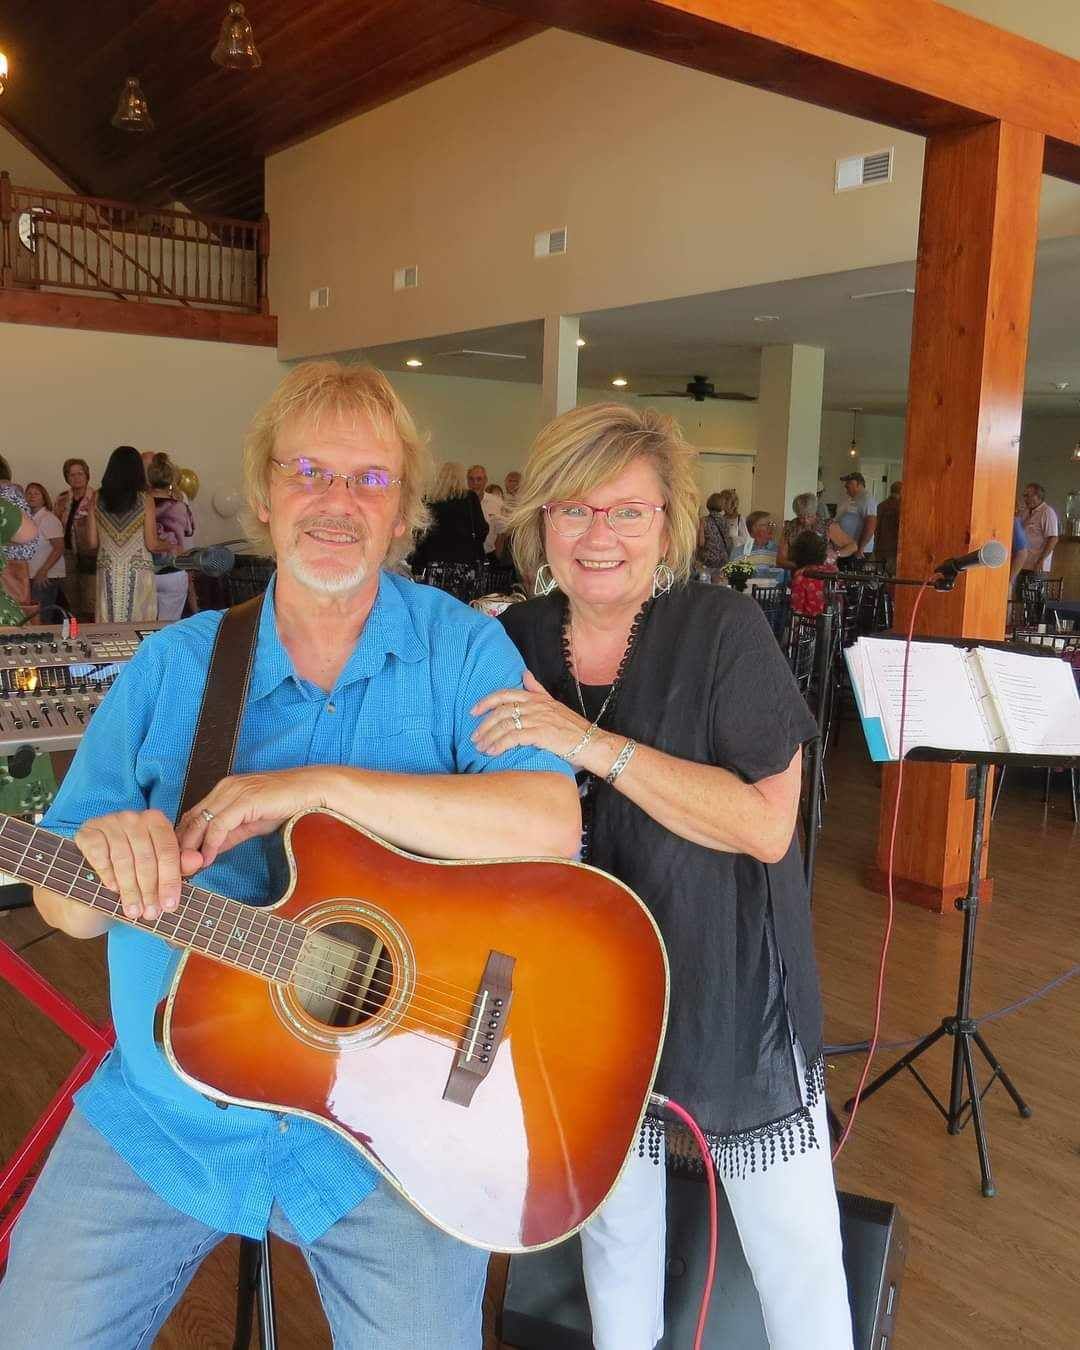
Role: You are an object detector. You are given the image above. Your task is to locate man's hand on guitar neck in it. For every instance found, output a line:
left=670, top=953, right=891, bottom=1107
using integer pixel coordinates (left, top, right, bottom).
left=34, top=808, right=205, bottom=937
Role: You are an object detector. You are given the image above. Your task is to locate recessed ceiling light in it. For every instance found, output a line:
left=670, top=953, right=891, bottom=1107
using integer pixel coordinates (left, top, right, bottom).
left=1053, top=380, right=1070, bottom=391
left=753, top=314, right=781, bottom=323
left=612, top=377, right=628, bottom=388
left=576, top=337, right=587, bottom=348
left=405, top=358, right=423, bottom=368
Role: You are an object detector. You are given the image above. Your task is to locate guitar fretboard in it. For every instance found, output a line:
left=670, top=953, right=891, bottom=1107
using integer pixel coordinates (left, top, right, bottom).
left=0, top=815, right=304, bottom=982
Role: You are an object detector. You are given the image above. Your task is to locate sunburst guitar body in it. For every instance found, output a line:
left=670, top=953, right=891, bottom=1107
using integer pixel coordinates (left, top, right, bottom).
left=149, top=809, right=669, bottom=1252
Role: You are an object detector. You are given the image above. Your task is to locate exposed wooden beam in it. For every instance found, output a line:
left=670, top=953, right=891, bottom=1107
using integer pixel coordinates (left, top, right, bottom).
left=0, top=289, right=277, bottom=347
left=872, top=120, right=1044, bottom=912
left=478, top=0, right=1080, bottom=181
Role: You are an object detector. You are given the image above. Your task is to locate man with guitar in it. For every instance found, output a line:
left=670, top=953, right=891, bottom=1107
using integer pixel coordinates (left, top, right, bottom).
left=0, top=363, right=580, bottom=1348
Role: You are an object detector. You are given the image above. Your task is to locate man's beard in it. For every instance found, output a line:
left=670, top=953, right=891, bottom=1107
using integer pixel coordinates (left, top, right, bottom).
left=282, top=514, right=372, bottom=595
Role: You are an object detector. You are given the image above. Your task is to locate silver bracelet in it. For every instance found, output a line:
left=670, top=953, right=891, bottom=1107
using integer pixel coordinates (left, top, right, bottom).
left=565, top=723, right=598, bottom=762
left=605, top=738, right=637, bottom=784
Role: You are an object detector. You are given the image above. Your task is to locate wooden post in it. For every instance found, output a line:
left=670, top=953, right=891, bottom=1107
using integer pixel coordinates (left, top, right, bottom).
left=258, top=213, right=270, bottom=316
left=0, top=171, right=14, bottom=288
left=872, top=121, right=1044, bottom=913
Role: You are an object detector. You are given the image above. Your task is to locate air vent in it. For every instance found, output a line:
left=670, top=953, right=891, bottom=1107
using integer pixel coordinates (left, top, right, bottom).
left=308, top=286, right=330, bottom=310
left=835, top=148, right=894, bottom=192
left=534, top=227, right=568, bottom=258
left=393, top=265, right=420, bottom=291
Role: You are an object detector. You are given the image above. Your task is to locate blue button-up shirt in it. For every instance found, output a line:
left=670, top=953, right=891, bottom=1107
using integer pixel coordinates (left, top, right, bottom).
left=42, top=572, right=573, bottom=1241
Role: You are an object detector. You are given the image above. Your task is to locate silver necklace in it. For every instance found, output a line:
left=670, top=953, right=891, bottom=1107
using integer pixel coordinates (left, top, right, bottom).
left=568, top=617, right=621, bottom=724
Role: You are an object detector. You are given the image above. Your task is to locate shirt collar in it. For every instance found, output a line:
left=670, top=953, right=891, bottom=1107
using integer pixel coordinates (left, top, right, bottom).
left=247, top=570, right=426, bottom=702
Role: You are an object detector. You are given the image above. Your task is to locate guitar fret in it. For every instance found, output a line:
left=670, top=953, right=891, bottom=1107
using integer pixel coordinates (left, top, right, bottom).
left=0, top=816, right=304, bottom=993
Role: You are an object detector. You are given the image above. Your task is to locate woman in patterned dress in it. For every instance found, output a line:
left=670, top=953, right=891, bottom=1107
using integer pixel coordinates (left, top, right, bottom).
left=83, top=446, right=160, bottom=623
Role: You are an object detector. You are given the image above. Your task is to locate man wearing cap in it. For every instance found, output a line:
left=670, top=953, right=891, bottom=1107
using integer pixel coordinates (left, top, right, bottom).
left=837, top=473, right=878, bottom=559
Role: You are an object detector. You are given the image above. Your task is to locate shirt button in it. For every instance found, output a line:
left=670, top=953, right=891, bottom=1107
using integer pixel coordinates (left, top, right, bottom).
left=326, top=702, right=336, bottom=714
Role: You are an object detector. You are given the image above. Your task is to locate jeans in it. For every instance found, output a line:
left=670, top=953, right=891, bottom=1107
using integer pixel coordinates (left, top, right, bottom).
left=0, top=1109, right=487, bottom=1349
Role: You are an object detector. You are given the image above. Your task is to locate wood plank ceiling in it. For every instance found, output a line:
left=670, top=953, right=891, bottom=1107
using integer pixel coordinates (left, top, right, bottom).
left=0, top=1, right=540, bottom=219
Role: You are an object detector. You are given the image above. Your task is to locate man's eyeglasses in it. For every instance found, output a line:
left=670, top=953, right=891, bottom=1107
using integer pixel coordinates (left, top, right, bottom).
left=543, top=500, right=665, bottom=538
left=271, top=458, right=402, bottom=495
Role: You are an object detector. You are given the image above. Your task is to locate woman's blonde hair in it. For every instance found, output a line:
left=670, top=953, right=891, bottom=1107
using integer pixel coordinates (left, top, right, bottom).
left=241, top=361, right=432, bottom=563
left=508, top=403, right=700, bottom=583
left=716, top=488, right=740, bottom=516
left=430, top=461, right=468, bottom=501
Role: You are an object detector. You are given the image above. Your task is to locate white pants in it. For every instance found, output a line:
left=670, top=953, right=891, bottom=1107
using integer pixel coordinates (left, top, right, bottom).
left=581, top=1044, right=853, bottom=1350
left=154, top=570, right=189, bottom=622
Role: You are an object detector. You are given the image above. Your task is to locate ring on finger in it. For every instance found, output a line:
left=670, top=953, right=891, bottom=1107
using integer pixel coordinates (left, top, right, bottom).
left=511, top=703, right=523, bottom=731
left=201, top=808, right=215, bottom=824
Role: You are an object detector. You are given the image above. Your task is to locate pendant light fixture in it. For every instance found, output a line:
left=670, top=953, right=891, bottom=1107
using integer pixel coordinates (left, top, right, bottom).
left=0, top=51, right=9, bottom=96
left=111, top=75, right=155, bottom=132
left=848, top=407, right=861, bottom=459
left=212, top=3, right=262, bottom=70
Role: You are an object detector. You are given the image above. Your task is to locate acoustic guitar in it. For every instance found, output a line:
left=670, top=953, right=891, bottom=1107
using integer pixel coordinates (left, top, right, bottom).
left=2, top=807, right=668, bottom=1252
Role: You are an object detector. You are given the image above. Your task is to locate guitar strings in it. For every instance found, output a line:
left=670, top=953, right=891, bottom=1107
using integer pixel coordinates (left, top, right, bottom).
left=0, top=833, right=490, bottom=1016
left=0, top=843, right=493, bottom=1039
left=11, top=832, right=489, bottom=1007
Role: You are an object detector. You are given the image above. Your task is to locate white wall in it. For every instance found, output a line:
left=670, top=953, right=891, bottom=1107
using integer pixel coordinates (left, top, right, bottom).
left=0, top=324, right=284, bottom=545
left=0, top=123, right=70, bottom=193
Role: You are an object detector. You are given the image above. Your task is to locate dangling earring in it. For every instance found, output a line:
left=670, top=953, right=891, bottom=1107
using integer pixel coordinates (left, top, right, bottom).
left=652, top=562, right=674, bottom=598
left=534, top=563, right=559, bottom=597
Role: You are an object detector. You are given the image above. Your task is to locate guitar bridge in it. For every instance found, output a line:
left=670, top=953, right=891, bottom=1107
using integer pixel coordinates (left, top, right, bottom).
left=442, top=950, right=514, bottom=1108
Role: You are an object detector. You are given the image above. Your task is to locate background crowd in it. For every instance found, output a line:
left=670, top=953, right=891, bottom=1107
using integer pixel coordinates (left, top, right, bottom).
left=0, top=449, right=196, bottom=626
left=0, top=441, right=1061, bottom=631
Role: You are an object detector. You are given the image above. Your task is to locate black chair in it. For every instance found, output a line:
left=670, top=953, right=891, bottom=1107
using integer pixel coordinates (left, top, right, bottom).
left=751, top=584, right=789, bottom=642
left=234, top=1235, right=278, bottom=1350
left=417, top=561, right=482, bottom=603
left=1016, top=574, right=1062, bottom=627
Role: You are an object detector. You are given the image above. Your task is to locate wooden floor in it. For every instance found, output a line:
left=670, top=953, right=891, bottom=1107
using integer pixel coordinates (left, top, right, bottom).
left=0, top=735, right=1077, bottom=1347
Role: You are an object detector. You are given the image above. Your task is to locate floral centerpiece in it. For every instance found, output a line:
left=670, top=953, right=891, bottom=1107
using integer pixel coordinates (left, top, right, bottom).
left=721, top=559, right=755, bottom=592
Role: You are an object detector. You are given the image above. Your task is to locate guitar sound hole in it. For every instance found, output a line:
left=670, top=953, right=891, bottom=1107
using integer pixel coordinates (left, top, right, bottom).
left=293, top=922, right=394, bottom=1029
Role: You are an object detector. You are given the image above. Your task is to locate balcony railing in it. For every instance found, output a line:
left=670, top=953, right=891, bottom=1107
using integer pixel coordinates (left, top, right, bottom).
left=0, top=173, right=268, bottom=314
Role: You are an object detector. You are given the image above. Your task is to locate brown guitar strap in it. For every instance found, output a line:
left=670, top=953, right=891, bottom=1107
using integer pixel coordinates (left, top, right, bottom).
left=176, top=594, right=264, bottom=824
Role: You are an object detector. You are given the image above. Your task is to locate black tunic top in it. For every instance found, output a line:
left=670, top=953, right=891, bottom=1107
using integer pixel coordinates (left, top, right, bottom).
left=500, top=584, right=825, bottom=1175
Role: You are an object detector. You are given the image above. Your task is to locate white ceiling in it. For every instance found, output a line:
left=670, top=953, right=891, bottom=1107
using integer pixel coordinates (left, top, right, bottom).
left=358, top=235, right=1080, bottom=418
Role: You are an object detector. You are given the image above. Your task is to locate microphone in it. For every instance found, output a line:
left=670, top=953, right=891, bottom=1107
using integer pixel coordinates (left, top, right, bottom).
left=171, top=546, right=235, bottom=577
left=931, top=539, right=1007, bottom=590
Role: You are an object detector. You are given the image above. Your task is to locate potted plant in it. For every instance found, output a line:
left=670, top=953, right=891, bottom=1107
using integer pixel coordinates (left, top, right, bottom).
left=721, top=559, right=755, bottom=592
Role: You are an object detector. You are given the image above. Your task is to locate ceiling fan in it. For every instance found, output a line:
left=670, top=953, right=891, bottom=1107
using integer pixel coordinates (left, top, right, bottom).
left=636, top=374, right=756, bottom=403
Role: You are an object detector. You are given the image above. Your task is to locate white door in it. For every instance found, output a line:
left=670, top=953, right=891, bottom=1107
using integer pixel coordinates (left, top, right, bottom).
left=696, top=453, right=755, bottom=516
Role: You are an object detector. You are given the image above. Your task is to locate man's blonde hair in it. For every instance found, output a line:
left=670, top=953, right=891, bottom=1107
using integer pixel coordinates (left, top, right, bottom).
left=242, top=361, right=432, bottom=564
left=508, top=403, right=700, bottom=583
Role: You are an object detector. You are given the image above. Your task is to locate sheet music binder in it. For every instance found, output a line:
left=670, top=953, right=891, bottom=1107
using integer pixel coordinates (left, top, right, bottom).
left=844, top=634, right=1080, bottom=769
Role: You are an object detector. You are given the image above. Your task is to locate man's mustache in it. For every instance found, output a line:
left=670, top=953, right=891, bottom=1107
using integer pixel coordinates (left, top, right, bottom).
left=293, top=515, right=367, bottom=543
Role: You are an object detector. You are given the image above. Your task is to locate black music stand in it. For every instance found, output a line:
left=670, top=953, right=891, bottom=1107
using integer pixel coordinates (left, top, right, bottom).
left=843, top=636, right=1080, bottom=1197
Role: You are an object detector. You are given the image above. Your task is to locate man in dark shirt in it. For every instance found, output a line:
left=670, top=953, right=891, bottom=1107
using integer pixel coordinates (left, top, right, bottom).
left=872, top=481, right=902, bottom=574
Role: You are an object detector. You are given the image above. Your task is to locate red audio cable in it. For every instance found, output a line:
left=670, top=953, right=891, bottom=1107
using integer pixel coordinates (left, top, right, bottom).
left=650, top=1093, right=718, bottom=1350
left=832, top=575, right=934, bottom=1160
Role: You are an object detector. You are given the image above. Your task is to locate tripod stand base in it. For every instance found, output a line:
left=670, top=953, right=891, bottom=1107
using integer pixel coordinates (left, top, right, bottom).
left=843, top=1015, right=1031, bottom=1198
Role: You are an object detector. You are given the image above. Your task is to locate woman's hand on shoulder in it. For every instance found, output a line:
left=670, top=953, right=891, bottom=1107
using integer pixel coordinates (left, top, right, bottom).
left=471, top=670, right=594, bottom=764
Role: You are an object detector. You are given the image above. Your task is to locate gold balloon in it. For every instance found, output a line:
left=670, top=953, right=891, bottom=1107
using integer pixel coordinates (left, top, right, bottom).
left=176, top=467, right=200, bottom=499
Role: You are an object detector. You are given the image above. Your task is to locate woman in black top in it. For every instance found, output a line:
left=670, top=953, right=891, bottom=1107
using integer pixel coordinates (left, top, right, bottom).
left=471, top=404, right=851, bottom=1350
left=411, top=461, right=488, bottom=570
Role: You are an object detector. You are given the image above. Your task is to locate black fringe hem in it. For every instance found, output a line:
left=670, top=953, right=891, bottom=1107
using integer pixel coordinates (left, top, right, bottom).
left=639, top=1053, right=827, bottom=1180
